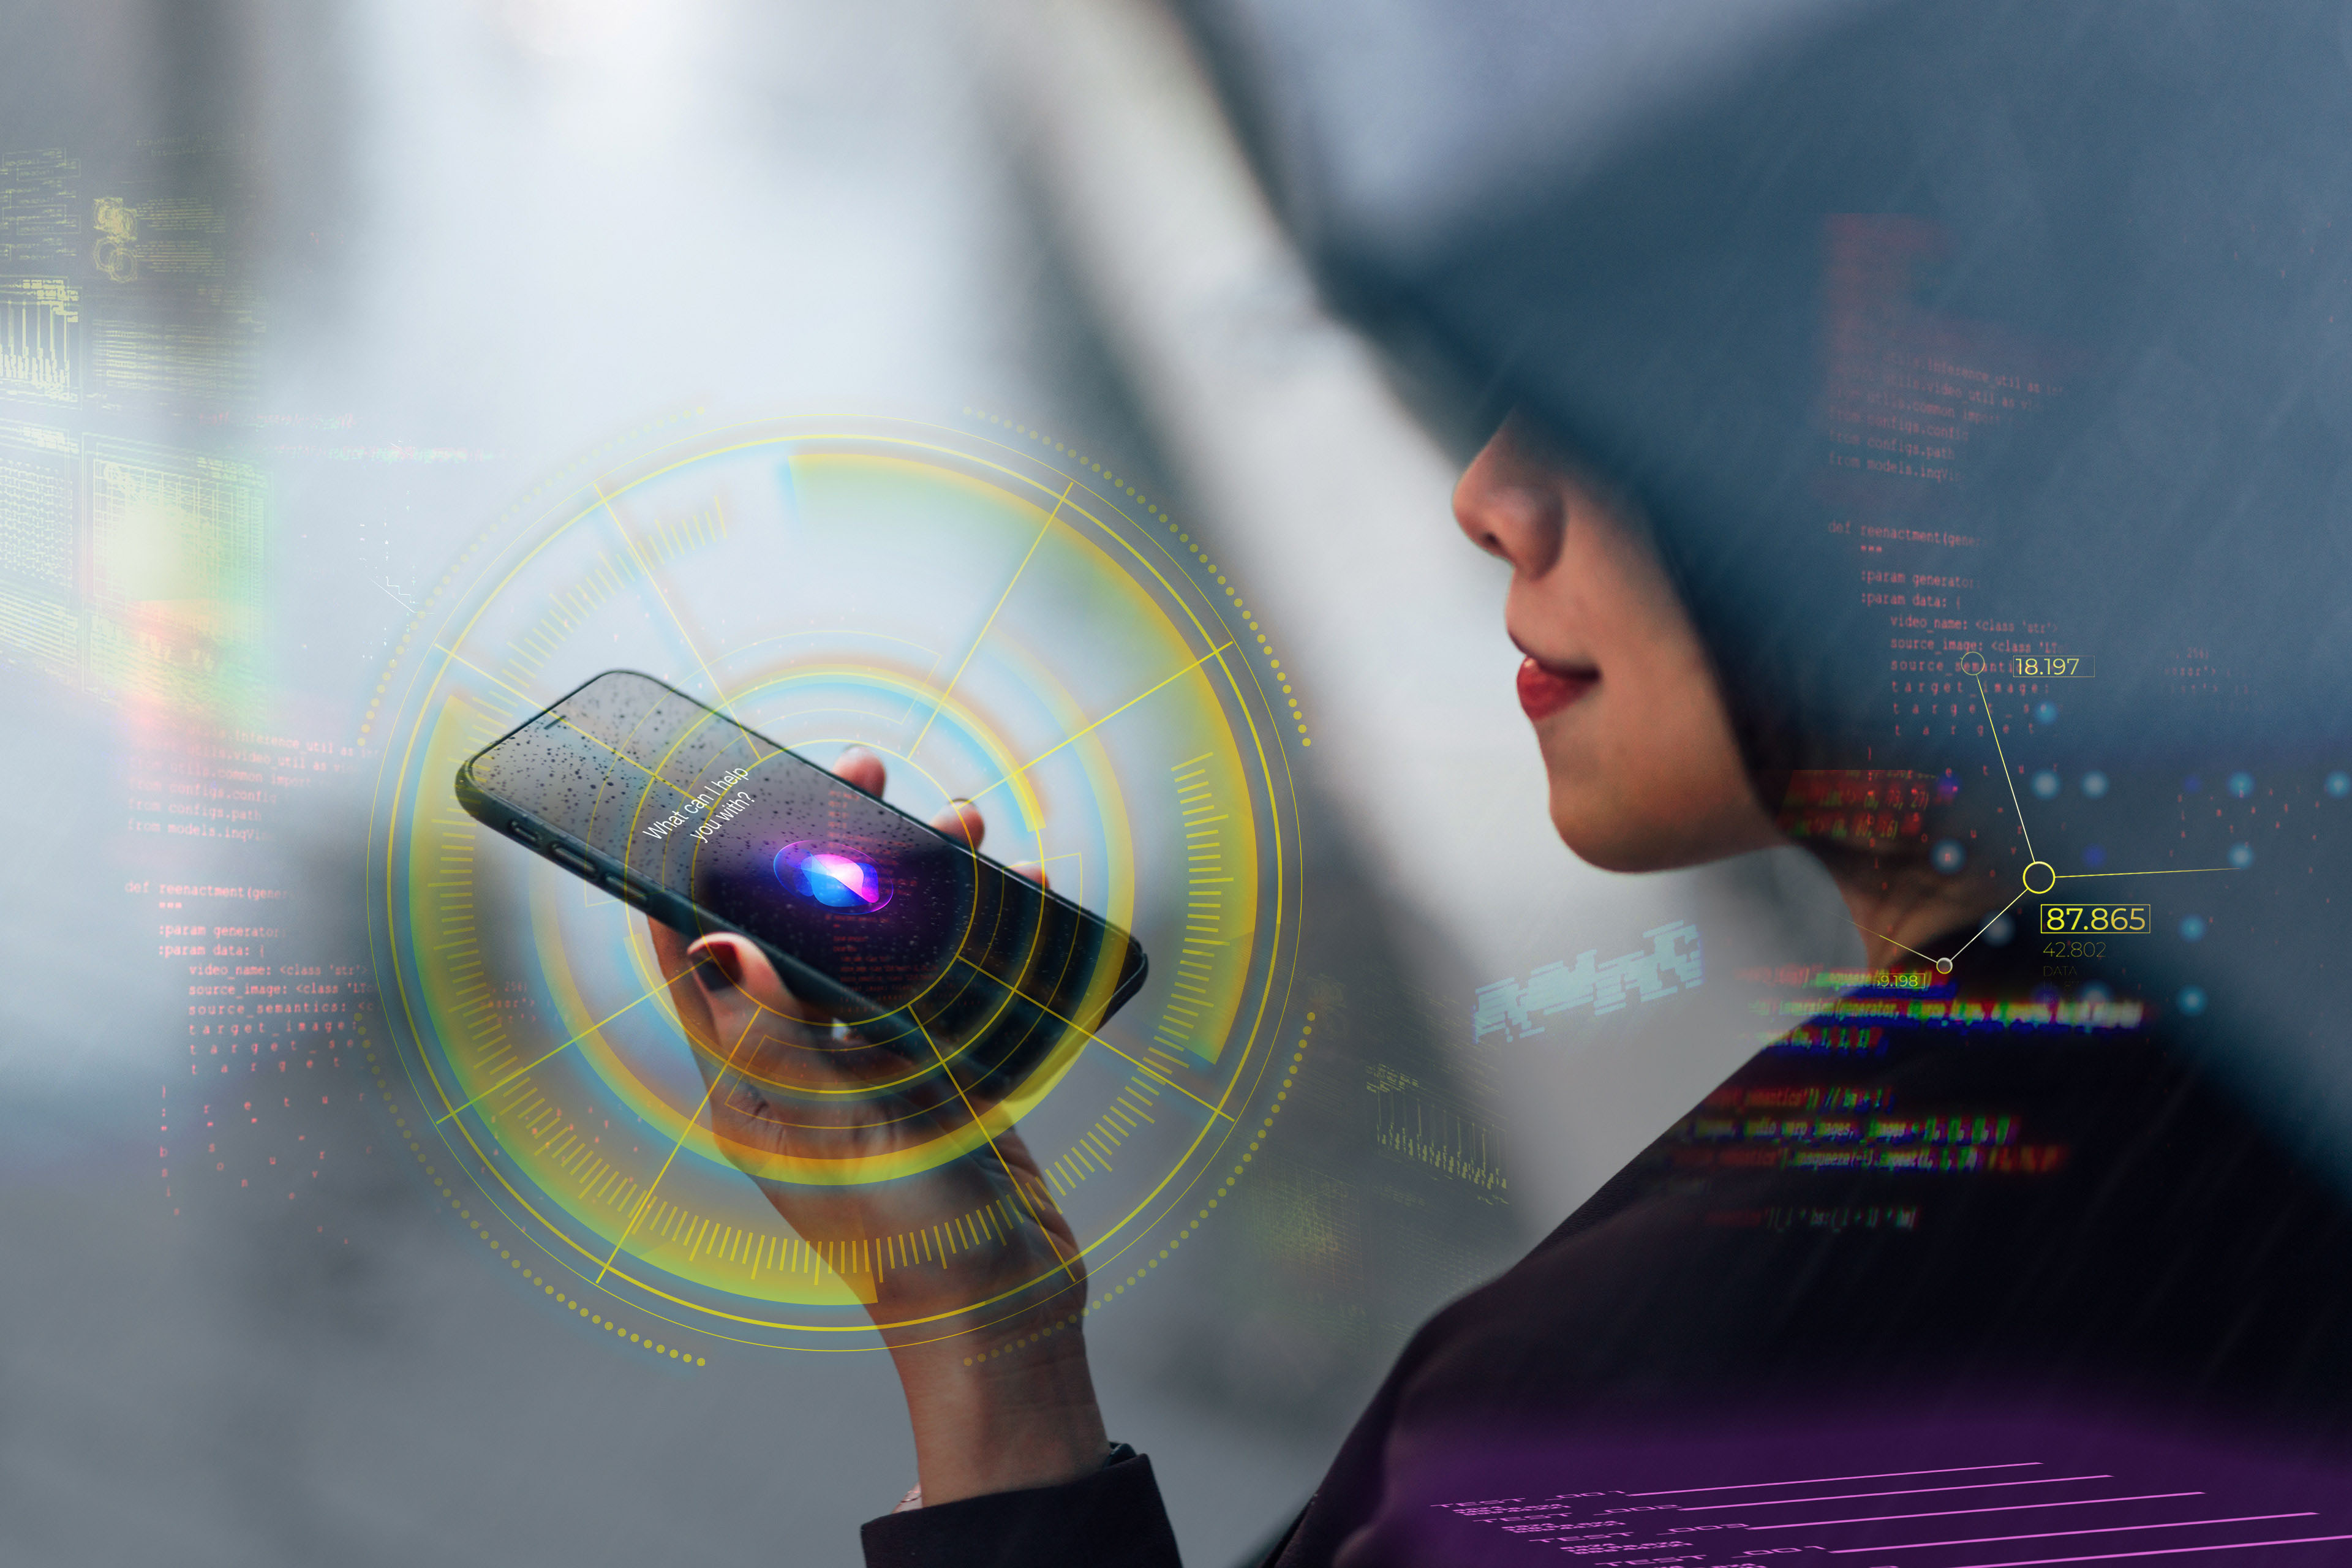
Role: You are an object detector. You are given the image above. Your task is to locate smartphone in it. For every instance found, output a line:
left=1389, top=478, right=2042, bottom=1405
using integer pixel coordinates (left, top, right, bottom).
left=454, top=670, right=1148, bottom=1091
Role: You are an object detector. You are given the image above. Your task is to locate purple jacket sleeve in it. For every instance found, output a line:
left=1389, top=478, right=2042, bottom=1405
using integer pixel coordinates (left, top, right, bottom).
left=859, top=1450, right=1183, bottom=1568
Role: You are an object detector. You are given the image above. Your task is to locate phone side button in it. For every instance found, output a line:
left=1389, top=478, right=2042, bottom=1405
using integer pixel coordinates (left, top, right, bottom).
left=608, top=875, right=649, bottom=905
left=548, top=843, right=598, bottom=877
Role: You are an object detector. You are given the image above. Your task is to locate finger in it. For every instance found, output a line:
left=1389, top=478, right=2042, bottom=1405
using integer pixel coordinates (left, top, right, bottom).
left=682, top=935, right=951, bottom=1144
left=834, top=746, right=887, bottom=797
left=1008, top=860, right=1049, bottom=889
left=677, top=933, right=819, bottom=1123
left=647, top=916, right=718, bottom=1050
left=930, top=798, right=983, bottom=850
left=685, top=932, right=827, bottom=1031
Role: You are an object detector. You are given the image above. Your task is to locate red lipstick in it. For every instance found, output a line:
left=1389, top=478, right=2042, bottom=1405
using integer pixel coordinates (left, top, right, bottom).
left=1517, top=655, right=1597, bottom=720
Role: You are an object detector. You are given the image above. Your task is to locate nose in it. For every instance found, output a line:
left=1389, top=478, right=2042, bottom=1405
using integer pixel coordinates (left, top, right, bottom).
left=1453, top=418, right=1565, bottom=578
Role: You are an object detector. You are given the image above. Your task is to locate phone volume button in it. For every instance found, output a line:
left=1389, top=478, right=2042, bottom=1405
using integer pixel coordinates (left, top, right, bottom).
left=548, top=843, right=598, bottom=877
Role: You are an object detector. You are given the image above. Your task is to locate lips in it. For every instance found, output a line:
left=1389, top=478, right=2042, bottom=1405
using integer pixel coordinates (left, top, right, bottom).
left=1517, top=655, right=1597, bottom=720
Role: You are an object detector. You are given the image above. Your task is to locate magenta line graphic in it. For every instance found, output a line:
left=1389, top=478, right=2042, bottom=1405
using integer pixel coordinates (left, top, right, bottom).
left=1412, top=1410, right=2352, bottom=1565
left=1682, top=1473, right=2112, bottom=1511
left=1832, top=1511, right=2319, bottom=1555
left=1627, top=1460, right=2043, bottom=1496
left=1754, top=1492, right=2206, bottom=1531
left=1942, top=1532, right=2352, bottom=1568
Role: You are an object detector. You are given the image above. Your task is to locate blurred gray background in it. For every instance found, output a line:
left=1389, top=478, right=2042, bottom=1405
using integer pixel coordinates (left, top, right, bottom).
left=0, top=2, right=1854, bottom=1563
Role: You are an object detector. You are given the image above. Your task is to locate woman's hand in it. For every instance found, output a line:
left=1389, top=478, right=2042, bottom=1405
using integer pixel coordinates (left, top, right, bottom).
left=646, top=747, right=1107, bottom=1504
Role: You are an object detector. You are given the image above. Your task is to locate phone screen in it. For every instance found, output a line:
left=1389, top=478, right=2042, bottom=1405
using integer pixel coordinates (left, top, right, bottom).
left=457, top=671, right=1145, bottom=1080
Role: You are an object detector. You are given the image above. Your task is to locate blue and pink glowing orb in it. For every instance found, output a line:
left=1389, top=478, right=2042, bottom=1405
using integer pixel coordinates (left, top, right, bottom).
left=774, top=842, right=892, bottom=911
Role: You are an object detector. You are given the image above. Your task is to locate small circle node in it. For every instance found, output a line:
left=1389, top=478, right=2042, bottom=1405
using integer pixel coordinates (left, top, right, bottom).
left=1934, top=957, right=1954, bottom=975
left=2021, top=861, right=2057, bottom=895
left=1956, top=650, right=1988, bottom=676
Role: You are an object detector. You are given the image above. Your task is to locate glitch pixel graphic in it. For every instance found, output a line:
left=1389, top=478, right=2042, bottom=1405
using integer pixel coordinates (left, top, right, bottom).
left=367, top=413, right=1306, bottom=1356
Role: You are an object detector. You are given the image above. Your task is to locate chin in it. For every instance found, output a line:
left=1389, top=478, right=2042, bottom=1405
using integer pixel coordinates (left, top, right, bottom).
left=1550, top=796, right=1675, bottom=874
left=1548, top=784, right=1761, bottom=875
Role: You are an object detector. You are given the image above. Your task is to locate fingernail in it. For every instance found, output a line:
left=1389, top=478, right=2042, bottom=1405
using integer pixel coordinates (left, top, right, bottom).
left=688, top=940, right=740, bottom=993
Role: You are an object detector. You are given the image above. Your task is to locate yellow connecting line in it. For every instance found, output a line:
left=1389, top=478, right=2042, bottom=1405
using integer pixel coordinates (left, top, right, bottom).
left=1881, top=663, right=2244, bottom=973
left=908, top=478, right=1072, bottom=756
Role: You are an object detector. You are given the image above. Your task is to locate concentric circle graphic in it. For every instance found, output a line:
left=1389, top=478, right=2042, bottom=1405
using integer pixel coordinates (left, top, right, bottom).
left=367, top=413, right=1306, bottom=1353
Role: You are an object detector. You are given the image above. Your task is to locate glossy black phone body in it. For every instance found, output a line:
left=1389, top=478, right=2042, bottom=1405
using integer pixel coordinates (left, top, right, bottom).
left=454, top=671, right=1148, bottom=1089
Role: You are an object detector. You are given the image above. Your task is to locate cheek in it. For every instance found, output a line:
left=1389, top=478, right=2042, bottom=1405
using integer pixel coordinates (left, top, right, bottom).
left=1622, top=666, right=1735, bottom=793
left=1536, top=655, right=1765, bottom=868
left=1512, top=494, right=1772, bottom=867
left=1531, top=698, right=1649, bottom=849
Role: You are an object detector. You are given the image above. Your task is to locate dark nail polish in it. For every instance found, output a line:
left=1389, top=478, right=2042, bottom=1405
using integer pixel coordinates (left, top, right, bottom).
left=690, top=942, right=739, bottom=992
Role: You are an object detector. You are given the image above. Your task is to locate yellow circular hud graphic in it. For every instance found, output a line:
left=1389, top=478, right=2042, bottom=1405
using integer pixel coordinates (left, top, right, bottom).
left=368, top=413, right=1306, bottom=1354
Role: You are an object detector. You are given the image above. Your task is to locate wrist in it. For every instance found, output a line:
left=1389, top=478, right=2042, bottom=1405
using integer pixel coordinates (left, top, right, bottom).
left=891, top=1329, right=1108, bottom=1506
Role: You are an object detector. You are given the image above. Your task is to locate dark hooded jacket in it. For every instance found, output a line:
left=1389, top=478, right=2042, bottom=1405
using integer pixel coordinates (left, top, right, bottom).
left=862, top=4, right=2352, bottom=1562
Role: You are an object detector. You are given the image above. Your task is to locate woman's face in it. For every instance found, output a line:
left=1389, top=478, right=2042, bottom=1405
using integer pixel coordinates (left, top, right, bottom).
left=1455, top=415, right=1779, bottom=872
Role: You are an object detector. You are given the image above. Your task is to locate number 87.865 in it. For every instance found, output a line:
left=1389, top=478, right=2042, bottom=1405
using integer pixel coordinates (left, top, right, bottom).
left=2040, top=904, right=2150, bottom=933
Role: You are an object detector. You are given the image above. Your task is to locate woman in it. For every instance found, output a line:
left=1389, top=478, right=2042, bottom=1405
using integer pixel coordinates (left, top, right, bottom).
left=663, top=1, right=2352, bottom=1561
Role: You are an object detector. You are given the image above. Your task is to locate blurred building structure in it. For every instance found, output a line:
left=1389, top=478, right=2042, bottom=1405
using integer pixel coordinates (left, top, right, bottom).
left=0, top=4, right=1851, bottom=1565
